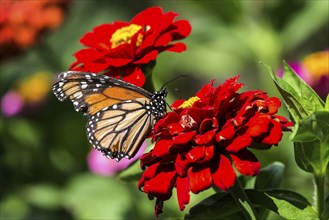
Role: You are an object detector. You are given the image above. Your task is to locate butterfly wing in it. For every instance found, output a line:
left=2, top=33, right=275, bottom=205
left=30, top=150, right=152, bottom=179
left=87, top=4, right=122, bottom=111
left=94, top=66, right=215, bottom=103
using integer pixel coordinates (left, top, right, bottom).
left=52, top=71, right=154, bottom=160
left=87, top=98, right=153, bottom=160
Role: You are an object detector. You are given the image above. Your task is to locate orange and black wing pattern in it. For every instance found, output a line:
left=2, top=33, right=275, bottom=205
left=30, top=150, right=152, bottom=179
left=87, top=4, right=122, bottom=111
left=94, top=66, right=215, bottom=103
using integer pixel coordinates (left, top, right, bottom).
left=52, top=71, right=156, bottom=160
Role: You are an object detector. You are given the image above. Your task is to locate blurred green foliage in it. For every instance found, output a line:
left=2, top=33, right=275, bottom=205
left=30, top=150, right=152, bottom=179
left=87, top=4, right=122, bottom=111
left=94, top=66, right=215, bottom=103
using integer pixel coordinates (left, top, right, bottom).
left=1, top=1, right=328, bottom=219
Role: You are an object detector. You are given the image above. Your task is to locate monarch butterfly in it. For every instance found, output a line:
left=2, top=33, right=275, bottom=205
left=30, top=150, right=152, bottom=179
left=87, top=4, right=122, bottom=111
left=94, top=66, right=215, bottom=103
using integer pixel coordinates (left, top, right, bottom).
left=52, top=71, right=167, bottom=161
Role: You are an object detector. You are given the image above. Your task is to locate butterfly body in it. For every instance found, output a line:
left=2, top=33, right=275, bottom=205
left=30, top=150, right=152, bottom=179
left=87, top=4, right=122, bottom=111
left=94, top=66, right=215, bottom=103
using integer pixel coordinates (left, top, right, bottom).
left=53, top=71, right=167, bottom=161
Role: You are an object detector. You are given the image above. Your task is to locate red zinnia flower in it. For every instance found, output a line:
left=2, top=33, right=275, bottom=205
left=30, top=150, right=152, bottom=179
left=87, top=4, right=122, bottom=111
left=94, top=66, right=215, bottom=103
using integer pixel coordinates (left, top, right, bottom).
left=0, top=0, right=69, bottom=60
left=70, top=6, right=191, bottom=87
left=138, top=76, right=293, bottom=216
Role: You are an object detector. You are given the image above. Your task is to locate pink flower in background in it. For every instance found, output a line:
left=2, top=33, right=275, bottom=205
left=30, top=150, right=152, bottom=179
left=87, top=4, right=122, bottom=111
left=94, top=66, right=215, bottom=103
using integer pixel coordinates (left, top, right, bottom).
left=1, top=91, right=23, bottom=117
left=279, top=50, right=329, bottom=100
left=88, top=142, right=147, bottom=176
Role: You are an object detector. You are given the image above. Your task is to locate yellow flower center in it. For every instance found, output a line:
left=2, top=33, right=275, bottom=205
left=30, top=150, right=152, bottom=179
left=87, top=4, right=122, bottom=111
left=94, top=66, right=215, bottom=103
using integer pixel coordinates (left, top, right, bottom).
left=178, top=96, right=200, bottom=109
left=302, top=50, right=329, bottom=79
left=110, top=24, right=143, bottom=49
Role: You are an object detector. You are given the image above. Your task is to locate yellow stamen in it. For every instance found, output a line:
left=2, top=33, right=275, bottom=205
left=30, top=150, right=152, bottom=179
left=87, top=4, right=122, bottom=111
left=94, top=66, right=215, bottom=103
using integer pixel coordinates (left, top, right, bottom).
left=178, top=96, right=200, bottom=109
left=110, top=24, right=142, bottom=49
left=302, top=51, right=329, bottom=79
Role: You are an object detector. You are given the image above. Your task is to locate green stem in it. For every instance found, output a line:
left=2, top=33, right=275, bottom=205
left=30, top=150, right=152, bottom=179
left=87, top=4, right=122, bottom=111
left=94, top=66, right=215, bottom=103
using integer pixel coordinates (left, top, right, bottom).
left=315, top=173, right=325, bottom=219
left=228, top=179, right=260, bottom=220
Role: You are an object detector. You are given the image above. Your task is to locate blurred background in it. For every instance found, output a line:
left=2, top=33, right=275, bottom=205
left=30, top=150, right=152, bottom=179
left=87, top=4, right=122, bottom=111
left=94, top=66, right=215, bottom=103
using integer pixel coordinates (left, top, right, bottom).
left=1, top=0, right=328, bottom=219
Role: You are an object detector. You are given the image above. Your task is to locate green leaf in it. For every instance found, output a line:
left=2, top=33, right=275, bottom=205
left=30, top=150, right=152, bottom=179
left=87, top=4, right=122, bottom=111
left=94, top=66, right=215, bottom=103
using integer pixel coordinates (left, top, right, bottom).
left=255, top=162, right=285, bottom=190
left=247, top=189, right=317, bottom=220
left=264, top=62, right=325, bottom=122
left=291, top=111, right=329, bottom=173
left=325, top=95, right=329, bottom=110
left=186, top=189, right=316, bottom=220
left=185, top=192, right=242, bottom=220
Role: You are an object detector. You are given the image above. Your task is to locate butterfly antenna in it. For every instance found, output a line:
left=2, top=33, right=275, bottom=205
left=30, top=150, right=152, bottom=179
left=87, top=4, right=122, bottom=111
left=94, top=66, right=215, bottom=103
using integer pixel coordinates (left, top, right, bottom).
left=161, top=74, right=189, bottom=89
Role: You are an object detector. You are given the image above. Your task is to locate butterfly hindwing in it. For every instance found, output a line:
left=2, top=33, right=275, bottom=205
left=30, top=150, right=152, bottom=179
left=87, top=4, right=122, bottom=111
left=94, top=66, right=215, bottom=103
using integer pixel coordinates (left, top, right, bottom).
left=87, top=98, right=153, bottom=160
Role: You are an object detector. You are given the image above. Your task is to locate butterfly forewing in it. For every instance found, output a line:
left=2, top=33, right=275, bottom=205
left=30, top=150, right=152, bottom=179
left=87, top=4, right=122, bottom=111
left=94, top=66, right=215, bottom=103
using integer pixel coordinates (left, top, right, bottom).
left=52, top=71, right=165, bottom=161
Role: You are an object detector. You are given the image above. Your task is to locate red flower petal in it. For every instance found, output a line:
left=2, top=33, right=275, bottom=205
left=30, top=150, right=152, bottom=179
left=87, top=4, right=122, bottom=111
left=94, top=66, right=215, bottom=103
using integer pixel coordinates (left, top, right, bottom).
left=247, top=114, right=271, bottom=137
left=121, top=67, right=145, bottom=87
left=166, top=42, right=187, bottom=53
left=153, top=139, right=174, bottom=157
left=231, top=150, right=260, bottom=176
left=175, top=153, right=191, bottom=176
left=168, top=123, right=184, bottom=135
left=188, top=166, right=212, bottom=194
left=186, top=146, right=205, bottom=163
left=173, top=131, right=196, bottom=144
left=261, top=120, right=283, bottom=145
left=143, top=164, right=177, bottom=199
left=212, top=155, right=236, bottom=191
left=176, top=176, right=190, bottom=211
left=226, top=134, right=252, bottom=153
left=216, top=124, right=235, bottom=141
left=195, top=130, right=216, bottom=145
left=134, top=50, right=158, bottom=64
left=171, top=20, right=192, bottom=39
left=105, top=57, right=132, bottom=67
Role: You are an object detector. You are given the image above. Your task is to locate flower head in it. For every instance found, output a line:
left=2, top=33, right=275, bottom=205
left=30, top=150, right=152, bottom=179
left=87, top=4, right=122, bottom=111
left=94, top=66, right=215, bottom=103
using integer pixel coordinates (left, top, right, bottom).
left=70, top=6, right=191, bottom=87
left=138, top=76, right=293, bottom=216
left=278, top=50, right=329, bottom=100
left=0, top=0, right=68, bottom=59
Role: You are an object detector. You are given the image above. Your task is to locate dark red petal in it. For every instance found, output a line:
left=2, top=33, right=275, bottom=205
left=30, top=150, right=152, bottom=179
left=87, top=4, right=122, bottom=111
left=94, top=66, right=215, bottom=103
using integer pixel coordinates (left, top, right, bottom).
left=74, top=48, right=106, bottom=62
left=143, top=164, right=177, bottom=198
left=142, top=163, right=160, bottom=179
left=266, top=97, right=281, bottom=114
left=188, top=166, right=212, bottom=194
left=166, top=42, right=187, bottom=53
left=261, top=120, right=283, bottom=145
left=105, top=57, right=132, bottom=67
left=173, top=131, right=196, bottom=144
left=247, top=114, right=271, bottom=137
left=131, top=6, right=164, bottom=25
left=175, top=153, right=191, bottom=176
left=83, top=61, right=109, bottom=73
left=197, top=145, right=215, bottom=164
left=226, top=134, right=252, bottom=153
left=155, top=33, right=172, bottom=47
left=231, top=150, right=260, bottom=176
left=152, top=139, right=174, bottom=157
left=216, top=124, right=235, bottom=141
left=134, top=50, right=158, bottom=64
left=171, top=20, right=192, bottom=39
left=121, top=67, right=145, bottom=87
left=186, top=146, right=205, bottom=163
left=140, top=152, right=158, bottom=169
left=168, top=123, right=184, bottom=135
left=176, top=176, right=190, bottom=211
left=212, top=155, right=236, bottom=191
left=196, top=80, right=215, bottom=99
left=195, top=130, right=216, bottom=145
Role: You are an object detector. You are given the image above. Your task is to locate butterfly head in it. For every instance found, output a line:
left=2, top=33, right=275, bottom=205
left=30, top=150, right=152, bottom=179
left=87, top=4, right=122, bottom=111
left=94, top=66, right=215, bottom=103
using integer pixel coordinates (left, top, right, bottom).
left=150, top=88, right=167, bottom=120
